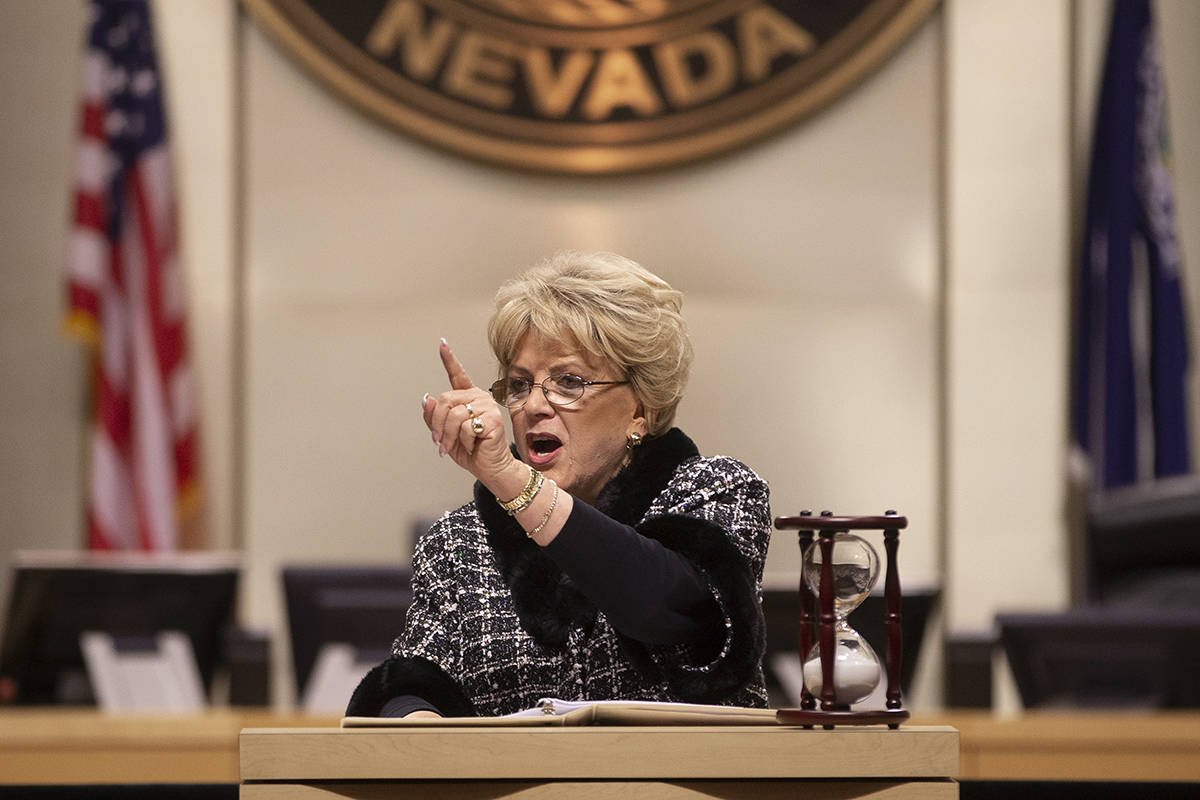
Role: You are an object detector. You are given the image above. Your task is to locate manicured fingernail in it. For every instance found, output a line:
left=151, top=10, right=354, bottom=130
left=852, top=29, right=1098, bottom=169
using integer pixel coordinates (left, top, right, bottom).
left=440, top=337, right=448, bottom=346
left=422, top=392, right=431, bottom=407
left=438, top=445, right=447, bottom=456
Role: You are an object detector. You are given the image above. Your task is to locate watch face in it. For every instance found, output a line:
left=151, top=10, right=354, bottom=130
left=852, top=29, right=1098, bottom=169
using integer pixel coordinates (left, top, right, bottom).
left=244, top=0, right=938, bottom=174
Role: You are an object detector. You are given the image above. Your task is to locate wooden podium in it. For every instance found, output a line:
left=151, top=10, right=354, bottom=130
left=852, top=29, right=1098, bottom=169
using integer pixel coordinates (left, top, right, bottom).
left=239, top=723, right=960, bottom=798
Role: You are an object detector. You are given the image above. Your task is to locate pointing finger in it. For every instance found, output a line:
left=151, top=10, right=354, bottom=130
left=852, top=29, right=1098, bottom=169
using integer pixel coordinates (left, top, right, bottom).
left=440, top=339, right=475, bottom=391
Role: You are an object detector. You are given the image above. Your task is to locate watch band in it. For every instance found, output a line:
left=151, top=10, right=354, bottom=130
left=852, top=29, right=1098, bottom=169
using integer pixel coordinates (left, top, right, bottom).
left=497, top=464, right=544, bottom=515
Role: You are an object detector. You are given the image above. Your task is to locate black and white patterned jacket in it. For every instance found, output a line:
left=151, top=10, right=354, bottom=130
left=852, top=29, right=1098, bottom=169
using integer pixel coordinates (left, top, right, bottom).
left=347, top=428, right=771, bottom=717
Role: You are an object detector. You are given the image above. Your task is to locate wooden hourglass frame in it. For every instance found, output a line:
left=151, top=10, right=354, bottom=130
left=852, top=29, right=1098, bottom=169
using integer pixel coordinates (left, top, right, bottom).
left=773, top=510, right=910, bottom=728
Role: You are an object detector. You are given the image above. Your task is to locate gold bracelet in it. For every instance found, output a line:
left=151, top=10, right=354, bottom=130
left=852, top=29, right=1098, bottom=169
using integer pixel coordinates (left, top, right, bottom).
left=497, top=464, right=543, bottom=515
left=526, top=482, right=559, bottom=538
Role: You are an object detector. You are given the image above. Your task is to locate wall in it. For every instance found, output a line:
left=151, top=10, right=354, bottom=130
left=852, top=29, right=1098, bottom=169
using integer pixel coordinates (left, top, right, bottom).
left=0, top=3, right=90, bottom=620
left=1, top=0, right=1198, bottom=711
left=241, top=6, right=940, bottom=704
left=943, top=2, right=1073, bottom=630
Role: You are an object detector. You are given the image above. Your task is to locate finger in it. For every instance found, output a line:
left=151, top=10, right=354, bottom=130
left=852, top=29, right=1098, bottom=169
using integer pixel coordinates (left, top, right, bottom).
left=439, top=403, right=472, bottom=457
left=404, top=710, right=442, bottom=719
left=440, top=339, right=475, bottom=391
left=429, top=393, right=448, bottom=445
left=459, top=415, right=480, bottom=455
left=432, top=399, right=458, bottom=451
left=421, top=393, right=435, bottom=432
left=458, top=405, right=501, bottom=457
left=428, top=389, right=486, bottom=444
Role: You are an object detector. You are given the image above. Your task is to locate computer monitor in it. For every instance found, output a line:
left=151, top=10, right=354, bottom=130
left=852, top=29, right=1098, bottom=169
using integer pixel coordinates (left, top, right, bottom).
left=998, top=607, right=1200, bottom=708
left=1084, top=487, right=1200, bottom=604
left=0, top=550, right=240, bottom=705
left=281, top=565, right=412, bottom=702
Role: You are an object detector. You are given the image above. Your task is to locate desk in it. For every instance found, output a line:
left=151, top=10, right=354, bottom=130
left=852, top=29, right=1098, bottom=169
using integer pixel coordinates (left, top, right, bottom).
left=0, top=708, right=337, bottom=784
left=3, top=709, right=1199, bottom=785
left=239, top=724, right=960, bottom=799
left=917, top=711, right=1200, bottom=782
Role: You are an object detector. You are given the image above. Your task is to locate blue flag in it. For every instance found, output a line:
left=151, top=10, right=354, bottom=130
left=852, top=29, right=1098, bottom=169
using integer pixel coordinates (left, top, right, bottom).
left=1072, top=0, right=1192, bottom=491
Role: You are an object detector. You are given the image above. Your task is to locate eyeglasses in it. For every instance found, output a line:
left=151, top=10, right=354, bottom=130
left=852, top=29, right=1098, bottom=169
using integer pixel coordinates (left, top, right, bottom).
left=489, top=373, right=629, bottom=409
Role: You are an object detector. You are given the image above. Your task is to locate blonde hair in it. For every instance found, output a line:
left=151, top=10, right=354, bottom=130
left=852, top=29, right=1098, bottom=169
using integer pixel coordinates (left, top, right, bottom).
left=488, top=251, right=693, bottom=436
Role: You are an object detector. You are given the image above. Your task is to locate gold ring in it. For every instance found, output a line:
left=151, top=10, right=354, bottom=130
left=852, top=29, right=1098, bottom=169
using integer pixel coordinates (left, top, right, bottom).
left=471, top=418, right=485, bottom=436
left=465, top=403, right=476, bottom=418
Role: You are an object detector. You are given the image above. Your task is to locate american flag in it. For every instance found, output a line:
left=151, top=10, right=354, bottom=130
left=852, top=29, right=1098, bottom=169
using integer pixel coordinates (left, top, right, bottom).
left=64, top=0, right=201, bottom=550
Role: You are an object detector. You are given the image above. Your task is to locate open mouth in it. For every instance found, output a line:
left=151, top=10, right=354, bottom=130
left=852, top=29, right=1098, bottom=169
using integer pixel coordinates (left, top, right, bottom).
left=526, top=433, right=563, bottom=465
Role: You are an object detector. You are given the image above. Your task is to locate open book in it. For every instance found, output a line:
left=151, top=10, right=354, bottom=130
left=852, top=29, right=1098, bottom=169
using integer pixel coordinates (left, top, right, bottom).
left=342, top=698, right=779, bottom=727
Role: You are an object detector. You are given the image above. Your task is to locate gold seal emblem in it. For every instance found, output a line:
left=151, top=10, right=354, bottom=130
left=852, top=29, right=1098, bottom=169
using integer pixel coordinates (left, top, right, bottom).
left=243, top=0, right=937, bottom=173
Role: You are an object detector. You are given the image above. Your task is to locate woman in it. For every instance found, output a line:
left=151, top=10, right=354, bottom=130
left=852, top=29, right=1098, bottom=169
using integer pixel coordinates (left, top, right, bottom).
left=347, top=251, right=771, bottom=718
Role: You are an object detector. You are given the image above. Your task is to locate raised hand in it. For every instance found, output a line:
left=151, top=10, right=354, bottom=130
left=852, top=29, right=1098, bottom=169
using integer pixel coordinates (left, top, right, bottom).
left=422, top=340, right=513, bottom=485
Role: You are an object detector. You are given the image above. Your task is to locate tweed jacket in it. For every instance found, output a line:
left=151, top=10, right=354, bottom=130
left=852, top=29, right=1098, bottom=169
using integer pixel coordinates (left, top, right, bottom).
left=347, top=428, right=771, bottom=718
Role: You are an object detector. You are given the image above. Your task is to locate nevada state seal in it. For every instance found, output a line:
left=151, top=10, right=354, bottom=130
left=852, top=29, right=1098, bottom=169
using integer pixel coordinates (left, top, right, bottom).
left=243, top=0, right=937, bottom=173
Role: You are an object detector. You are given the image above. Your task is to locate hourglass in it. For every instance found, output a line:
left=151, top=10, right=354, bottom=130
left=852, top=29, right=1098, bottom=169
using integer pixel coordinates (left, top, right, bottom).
left=774, top=511, right=910, bottom=728
left=801, top=533, right=881, bottom=705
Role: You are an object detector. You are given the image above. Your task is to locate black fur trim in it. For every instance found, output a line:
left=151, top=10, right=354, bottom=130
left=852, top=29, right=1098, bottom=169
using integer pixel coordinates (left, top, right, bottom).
left=476, top=481, right=595, bottom=645
left=477, top=428, right=701, bottom=645
left=625, top=513, right=767, bottom=703
left=345, top=655, right=476, bottom=718
left=593, top=428, right=700, bottom=525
